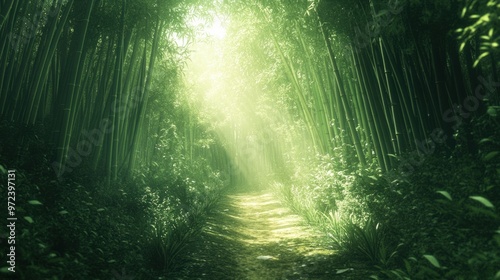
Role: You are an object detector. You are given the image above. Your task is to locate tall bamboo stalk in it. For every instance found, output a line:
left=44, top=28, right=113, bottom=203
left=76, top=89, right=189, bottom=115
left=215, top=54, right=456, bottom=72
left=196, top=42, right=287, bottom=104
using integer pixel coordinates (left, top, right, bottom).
left=318, top=13, right=367, bottom=167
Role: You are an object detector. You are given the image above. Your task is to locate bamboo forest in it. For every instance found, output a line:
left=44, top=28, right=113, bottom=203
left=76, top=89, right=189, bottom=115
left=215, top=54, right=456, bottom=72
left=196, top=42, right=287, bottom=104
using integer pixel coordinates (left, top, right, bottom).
left=2, top=0, right=500, bottom=279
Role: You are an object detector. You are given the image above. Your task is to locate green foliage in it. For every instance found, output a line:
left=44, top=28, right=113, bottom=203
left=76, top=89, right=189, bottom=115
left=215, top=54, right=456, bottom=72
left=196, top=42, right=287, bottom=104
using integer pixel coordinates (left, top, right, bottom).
left=323, top=212, right=401, bottom=267
left=145, top=218, right=203, bottom=271
left=364, top=149, right=500, bottom=279
left=457, top=0, right=500, bottom=67
left=282, top=154, right=368, bottom=219
left=2, top=0, right=500, bottom=279
left=0, top=116, right=227, bottom=278
left=136, top=125, right=227, bottom=273
left=423, top=254, right=441, bottom=268
left=274, top=153, right=401, bottom=267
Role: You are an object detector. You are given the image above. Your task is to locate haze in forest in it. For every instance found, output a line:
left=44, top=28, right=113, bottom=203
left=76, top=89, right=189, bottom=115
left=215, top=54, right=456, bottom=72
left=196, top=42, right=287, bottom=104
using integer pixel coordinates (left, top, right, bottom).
left=1, top=0, right=499, bottom=279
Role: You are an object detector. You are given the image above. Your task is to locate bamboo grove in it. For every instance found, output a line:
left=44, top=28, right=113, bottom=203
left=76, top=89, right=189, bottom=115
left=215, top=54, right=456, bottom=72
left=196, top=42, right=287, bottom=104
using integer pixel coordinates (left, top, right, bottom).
left=235, top=0, right=499, bottom=175
left=1, top=0, right=500, bottom=278
left=0, top=0, right=232, bottom=182
left=1, top=0, right=499, bottom=181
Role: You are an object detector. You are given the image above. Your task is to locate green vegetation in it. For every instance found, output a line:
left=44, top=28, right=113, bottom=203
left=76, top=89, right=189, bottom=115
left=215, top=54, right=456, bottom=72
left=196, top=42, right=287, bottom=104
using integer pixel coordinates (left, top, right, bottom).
left=1, top=0, right=499, bottom=279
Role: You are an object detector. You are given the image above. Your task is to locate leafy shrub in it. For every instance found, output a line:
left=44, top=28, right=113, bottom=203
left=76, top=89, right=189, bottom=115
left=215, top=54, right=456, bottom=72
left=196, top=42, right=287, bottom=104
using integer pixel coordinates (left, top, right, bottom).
left=274, top=153, right=399, bottom=266
left=145, top=218, right=203, bottom=271
left=138, top=150, right=227, bottom=273
left=323, top=211, right=400, bottom=266
left=278, top=154, right=371, bottom=222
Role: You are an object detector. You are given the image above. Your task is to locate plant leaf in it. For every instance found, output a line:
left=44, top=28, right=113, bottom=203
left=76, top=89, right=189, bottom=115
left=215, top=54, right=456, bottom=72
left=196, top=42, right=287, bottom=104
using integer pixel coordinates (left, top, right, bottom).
left=459, top=42, right=467, bottom=52
left=470, top=196, right=495, bottom=208
left=436, top=191, right=452, bottom=201
left=0, top=267, right=11, bottom=273
left=474, top=52, right=490, bottom=67
left=423, top=254, right=441, bottom=268
left=28, top=200, right=43, bottom=205
left=336, top=268, right=353, bottom=274
left=488, top=106, right=498, bottom=117
left=24, top=216, right=34, bottom=223
left=368, top=175, right=378, bottom=181
left=484, top=151, right=499, bottom=161
left=479, top=138, right=493, bottom=144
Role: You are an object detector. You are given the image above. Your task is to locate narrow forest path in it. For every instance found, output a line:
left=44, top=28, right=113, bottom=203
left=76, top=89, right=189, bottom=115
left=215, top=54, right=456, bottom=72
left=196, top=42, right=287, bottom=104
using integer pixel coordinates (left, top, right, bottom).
left=174, top=190, right=373, bottom=279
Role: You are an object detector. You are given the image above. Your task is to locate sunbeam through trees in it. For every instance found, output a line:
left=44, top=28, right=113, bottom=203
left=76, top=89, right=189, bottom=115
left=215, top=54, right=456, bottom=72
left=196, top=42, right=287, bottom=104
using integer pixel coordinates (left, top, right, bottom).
left=1, top=0, right=500, bottom=279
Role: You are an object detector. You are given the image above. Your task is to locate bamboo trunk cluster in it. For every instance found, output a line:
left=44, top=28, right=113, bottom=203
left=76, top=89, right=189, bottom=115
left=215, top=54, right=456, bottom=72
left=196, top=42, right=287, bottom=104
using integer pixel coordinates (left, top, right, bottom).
left=0, top=0, right=195, bottom=181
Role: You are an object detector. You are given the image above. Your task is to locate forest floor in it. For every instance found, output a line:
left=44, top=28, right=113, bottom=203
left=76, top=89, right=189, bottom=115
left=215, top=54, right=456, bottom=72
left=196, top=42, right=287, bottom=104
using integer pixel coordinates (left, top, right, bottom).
left=173, top=190, right=375, bottom=280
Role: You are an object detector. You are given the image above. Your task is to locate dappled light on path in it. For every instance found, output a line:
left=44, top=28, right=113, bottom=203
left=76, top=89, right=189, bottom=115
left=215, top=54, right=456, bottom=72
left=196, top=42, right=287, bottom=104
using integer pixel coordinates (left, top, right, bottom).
left=174, top=190, right=358, bottom=280
left=214, top=192, right=331, bottom=249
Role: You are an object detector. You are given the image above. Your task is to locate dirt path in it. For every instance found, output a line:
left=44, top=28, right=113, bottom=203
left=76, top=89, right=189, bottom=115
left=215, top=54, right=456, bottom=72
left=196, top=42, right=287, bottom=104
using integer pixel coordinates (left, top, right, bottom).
left=174, top=191, right=372, bottom=279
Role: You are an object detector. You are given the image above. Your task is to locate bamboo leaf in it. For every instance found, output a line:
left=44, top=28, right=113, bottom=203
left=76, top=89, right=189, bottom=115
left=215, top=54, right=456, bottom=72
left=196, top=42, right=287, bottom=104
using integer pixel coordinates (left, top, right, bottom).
left=436, top=191, right=452, bottom=201
left=487, top=106, right=498, bottom=117
left=459, top=42, right=466, bottom=52
left=483, top=151, right=499, bottom=161
left=28, top=200, right=43, bottom=205
left=479, top=138, right=493, bottom=144
left=470, top=196, right=495, bottom=208
left=368, top=175, right=378, bottom=181
left=336, top=268, right=353, bottom=274
left=474, top=52, right=490, bottom=67
left=24, top=216, right=34, bottom=223
left=423, top=254, right=441, bottom=268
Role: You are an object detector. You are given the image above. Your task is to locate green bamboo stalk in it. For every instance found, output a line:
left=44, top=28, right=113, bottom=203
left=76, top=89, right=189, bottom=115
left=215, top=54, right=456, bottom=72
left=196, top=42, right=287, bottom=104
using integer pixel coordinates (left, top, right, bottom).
left=271, top=32, right=324, bottom=153
left=414, top=39, right=441, bottom=129
left=352, top=46, right=387, bottom=170
left=378, top=37, right=402, bottom=154
left=27, top=1, right=70, bottom=124
left=366, top=39, right=397, bottom=157
left=296, top=24, right=333, bottom=152
left=55, top=0, right=94, bottom=173
left=322, top=59, right=340, bottom=147
left=386, top=43, right=420, bottom=151
left=109, top=0, right=127, bottom=182
left=0, top=1, right=21, bottom=116
left=401, top=53, right=427, bottom=147
left=359, top=43, right=395, bottom=168
left=0, top=0, right=14, bottom=30
left=347, top=51, right=375, bottom=164
left=318, top=14, right=366, bottom=167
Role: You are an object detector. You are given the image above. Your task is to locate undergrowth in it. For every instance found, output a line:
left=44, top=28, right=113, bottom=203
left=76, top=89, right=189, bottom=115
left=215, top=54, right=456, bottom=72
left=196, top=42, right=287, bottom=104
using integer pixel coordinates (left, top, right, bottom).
left=0, top=121, right=228, bottom=279
left=274, top=105, right=500, bottom=279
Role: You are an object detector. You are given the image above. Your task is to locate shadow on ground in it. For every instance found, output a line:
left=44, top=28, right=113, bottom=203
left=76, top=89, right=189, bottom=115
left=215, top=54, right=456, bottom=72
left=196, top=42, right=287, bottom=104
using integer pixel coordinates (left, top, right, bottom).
left=172, top=190, right=374, bottom=280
